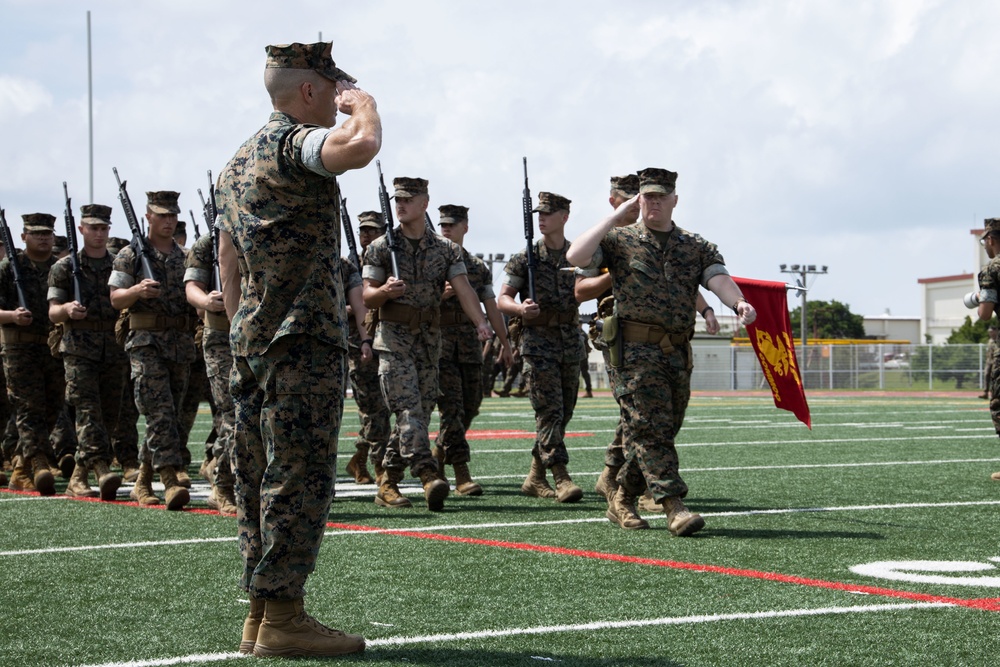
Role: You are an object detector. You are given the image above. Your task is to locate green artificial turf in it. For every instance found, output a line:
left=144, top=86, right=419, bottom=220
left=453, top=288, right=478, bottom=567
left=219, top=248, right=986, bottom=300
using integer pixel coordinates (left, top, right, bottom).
left=2, top=394, right=999, bottom=666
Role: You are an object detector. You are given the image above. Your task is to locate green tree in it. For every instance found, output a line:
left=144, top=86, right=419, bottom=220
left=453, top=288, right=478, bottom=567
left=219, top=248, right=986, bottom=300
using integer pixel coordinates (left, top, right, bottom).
left=788, top=299, right=865, bottom=339
left=947, top=315, right=992, bottom=344
left=909, top=316, right=994, bottom=389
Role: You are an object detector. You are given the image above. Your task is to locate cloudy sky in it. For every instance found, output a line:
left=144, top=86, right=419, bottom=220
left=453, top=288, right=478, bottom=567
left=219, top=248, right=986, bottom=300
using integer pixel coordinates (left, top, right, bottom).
left=2, top=0, right=997, bottom=319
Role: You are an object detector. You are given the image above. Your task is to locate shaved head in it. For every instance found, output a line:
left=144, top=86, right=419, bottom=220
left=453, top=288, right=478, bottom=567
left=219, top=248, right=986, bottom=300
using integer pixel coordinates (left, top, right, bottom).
left=264, top=67, right=325, bottom=105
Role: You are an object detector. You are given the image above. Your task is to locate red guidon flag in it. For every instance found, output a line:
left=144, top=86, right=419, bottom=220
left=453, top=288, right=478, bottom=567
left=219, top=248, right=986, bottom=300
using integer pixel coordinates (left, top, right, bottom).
left=733, top=277, right=811, bottom=429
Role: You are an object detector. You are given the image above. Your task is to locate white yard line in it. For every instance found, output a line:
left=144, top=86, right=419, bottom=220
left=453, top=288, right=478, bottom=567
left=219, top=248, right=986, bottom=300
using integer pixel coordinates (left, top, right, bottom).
left=322, top=499, right=1000, bottom=535
left=8, top=498, right=1000, bottom=557
left=461, top=433, right=992, bottom=454
left=0, top=537, right=235, bottom=557
left=468, top=457, right=1000, bottom=480
left=66, top=601, right=953, bottom=667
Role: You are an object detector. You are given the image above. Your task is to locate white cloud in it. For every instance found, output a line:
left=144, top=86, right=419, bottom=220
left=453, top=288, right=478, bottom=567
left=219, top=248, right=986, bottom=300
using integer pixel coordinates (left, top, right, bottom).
left=2, top=0, right=1000, bottom=321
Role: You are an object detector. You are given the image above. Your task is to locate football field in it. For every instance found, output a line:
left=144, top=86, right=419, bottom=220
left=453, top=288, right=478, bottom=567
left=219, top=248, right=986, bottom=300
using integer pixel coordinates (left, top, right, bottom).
left=3, top=392, right=1000, bottom=666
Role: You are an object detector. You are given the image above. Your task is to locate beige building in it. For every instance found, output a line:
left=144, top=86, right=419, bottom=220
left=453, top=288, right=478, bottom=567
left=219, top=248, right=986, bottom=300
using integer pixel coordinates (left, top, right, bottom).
left=917, top=228, right=985, bottom=343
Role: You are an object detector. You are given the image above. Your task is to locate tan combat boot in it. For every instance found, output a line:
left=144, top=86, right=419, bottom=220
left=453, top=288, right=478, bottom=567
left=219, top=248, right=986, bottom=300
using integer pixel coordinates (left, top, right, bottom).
left=375, top=468, right=412, bottom=508
left=606, top=487, right=650, bottom=530
left=992, top=471, right=1000, bottom=481
left=198, top=456, right=216, bottom=485
left=551, top=463, right=583, bottom=504
left=373, top=462, right=386, bottom=488
left=594, top=464, right=620, bottom=500
left=346, top=447, right=373, bottom=484
left=638, top=490, right=663, bottom=513
left=662, top=496, right=705, bottom=537
left=431, top=446, right=448, bottom=483
left=58, top=453, right=76, bottom=479
left=121, top=459, right=140, bottom=484
left=252, top=598, right=365, bottom=657
left=7, top=456, right=35, bottom=492
left=91, top=459, right=122, bottom=502
left=129, top=462, right=161, bottom=506
left=240, top=596, right=265, bottom=654
left=520, top=454, right=557, bottom=499
left=175, top=467, right=192, bottom=488
left=207, top=483, right=238, bottom=516
left=452, top=462, right=483, bottom=496
left=158, top=466, right=191, bottom=511
left=31, top=454, right=56, bottom=496
left=419, top=468, right=449, bottom=511
left=65, top=462, right=99, bottom=498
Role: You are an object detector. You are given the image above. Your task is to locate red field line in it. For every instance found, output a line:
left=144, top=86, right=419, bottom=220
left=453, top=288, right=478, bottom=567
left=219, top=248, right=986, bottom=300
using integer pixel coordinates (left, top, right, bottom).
left=327, top=521, right=1000, bottom=613
left=343, top=429, right=594, bottom=440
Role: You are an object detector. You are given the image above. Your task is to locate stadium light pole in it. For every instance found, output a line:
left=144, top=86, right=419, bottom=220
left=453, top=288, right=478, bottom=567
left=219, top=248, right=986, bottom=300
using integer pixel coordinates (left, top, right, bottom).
left=475, top=252, right=506, bottom=275
left=779, top=264, right=828, bottom=348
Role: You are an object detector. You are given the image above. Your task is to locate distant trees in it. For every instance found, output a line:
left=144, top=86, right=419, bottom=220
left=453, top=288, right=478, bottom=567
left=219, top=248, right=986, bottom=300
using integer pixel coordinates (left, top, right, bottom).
left=909, top=316, right=993, bottom=389
left=788, top=299, right=865, bottom=339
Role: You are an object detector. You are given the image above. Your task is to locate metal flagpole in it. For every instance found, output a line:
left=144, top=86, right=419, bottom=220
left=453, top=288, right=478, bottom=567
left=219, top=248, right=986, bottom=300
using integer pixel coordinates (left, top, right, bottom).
left=87, top=10, right=94, bottom=203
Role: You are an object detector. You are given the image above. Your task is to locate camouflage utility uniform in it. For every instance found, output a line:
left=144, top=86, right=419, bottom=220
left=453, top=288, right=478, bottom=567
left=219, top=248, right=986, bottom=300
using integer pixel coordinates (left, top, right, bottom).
left=435, top=248, right=493, bottom=466
left=217, top=109, right=350, bottom=601
left=0, top=245, right=62, bottom=492
left=586, top=221, right=728, bottom=501
left=49, top=240, right=127, bottom=478
left=343, top=256, right=388, bottom=480
left=504, top=240, right=583, bottom=468
left=978, top=251, right=1000, bottom=432
left=110, top=241, right=196, bottom=473
left=184, top=232, right=237, bottom=506
left=363, top=226, right=467, bottom=480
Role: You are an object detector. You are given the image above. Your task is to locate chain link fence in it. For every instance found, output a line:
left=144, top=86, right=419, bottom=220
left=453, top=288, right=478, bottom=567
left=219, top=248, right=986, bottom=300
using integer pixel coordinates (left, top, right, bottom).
left=587, top=343, right=990, bottom=391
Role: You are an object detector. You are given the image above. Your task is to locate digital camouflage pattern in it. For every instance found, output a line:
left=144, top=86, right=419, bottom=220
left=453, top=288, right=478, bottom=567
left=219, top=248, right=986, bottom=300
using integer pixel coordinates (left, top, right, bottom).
left=0, top=250, right=63, bottom=460
left=185, top=233, right=237, bottom=487
left=504, top=240, right=582, bottom=466
left=215, top=111, right=348, bottom=357
left=589, top=221, right=728, bottom=500
left=112, top=375, right=140, bottom=468
left=21, top=213, right=56, bottom=232
left=342, top=257, right=389, bottom=467
left=363, top=227, right=467, bottom=476
left=49, top=252, right=122, bottom=360
left=265, top=42, right=356, bottom=84
left=436, top=249, right=493, bottom=463
left=978, top=254, right=1000, bottom=432
left=110, top=243, right=197, bottom=361
left=532, top=192, right=571, bottom=214
left=230, top=335, right=345, bottom=599
left=0, top=251, right=58, bottom=339
left=110, top=240, right=195, bottom=471
left=145, top=191, right=181, bottom=215
left=592, top=223, right=727, bottom=334
left=49, top=250, right=127, bottom=464
left=504, top=240, right=582, bottom=362
left=215, top=108, right=347, bottom=600
left=522, top=354, right=579, bottom=467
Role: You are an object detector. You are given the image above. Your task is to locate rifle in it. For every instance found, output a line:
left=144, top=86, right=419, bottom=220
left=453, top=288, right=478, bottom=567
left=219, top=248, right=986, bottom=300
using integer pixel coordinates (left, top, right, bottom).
left=424, top=212, right=436, bottom=236
left=62, top=182, right=84, bottom=304
left=190, top=210, right=201, bottom=240
left=199, top=171, right=222, bottom=293
left=0, top=207, right=28, bottom=311
left=113, top=167, right=157, bottom=281
left=339, top=195, right=361, bottom=272
left=522, top=157, right=537, bottom=302
left=375, top=160, right=400, bottom=278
